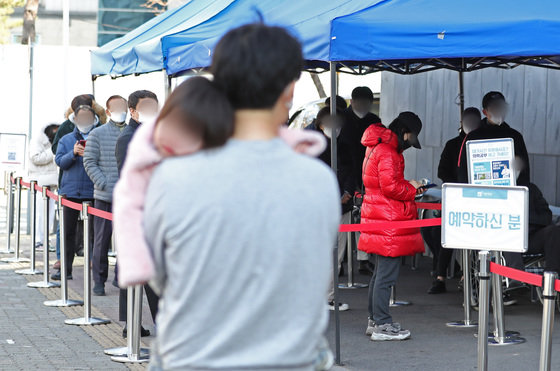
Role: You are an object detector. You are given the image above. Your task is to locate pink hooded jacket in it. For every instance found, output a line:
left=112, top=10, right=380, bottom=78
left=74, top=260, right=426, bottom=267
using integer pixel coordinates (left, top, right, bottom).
left=113, top=120, right=327, bottom=287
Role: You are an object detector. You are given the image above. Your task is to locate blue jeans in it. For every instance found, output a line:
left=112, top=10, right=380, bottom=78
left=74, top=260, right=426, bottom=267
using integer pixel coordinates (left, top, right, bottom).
left=56, top=224, right=60, bottom=260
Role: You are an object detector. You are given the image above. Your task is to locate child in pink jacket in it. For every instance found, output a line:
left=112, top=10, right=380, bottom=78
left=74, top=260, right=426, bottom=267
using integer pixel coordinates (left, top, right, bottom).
left=113, top=77, right=326, bottom=287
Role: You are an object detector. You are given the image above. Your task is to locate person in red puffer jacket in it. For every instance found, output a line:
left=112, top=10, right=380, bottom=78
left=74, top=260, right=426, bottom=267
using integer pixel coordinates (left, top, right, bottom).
left=361, top=112, right=425, bottom=341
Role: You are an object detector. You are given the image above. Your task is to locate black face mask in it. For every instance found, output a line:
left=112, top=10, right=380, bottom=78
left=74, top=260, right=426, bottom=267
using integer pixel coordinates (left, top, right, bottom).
left=401, top=139, right=412, bottom=151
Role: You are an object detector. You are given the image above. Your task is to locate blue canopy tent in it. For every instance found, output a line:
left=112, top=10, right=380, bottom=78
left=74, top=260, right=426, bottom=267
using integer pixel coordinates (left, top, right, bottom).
left=328, top=0, right=560, bottom=113
left=90, top=0, right=234, bottom=77
left=329, top=0, right=560, bottom=74
left=160, top=0, right=381, bottom=76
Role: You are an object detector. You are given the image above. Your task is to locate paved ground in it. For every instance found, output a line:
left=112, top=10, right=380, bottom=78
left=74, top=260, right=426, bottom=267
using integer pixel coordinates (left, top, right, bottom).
left=1, top=228, right=560, bottom=370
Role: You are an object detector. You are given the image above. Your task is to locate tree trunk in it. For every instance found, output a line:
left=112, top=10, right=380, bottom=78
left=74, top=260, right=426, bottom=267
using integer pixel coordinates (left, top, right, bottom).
left=310, top=73, right=327, bottom=98
left=21, top=0, right=39, bottom=45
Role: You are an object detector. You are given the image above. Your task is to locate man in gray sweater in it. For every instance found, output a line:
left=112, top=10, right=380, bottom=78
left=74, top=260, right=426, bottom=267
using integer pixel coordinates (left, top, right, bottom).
left=84, top=95, right=128, bottom=296
left=144, top=25, right=341, bottom=371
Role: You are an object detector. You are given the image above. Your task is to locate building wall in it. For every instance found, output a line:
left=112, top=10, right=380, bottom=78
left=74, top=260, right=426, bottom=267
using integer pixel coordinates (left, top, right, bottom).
left=379, top=66, right=560, bottom=205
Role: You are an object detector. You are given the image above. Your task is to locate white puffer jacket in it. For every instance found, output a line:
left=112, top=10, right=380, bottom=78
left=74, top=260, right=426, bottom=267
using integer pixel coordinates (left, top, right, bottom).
left=28, top=125, right=58, bottom=187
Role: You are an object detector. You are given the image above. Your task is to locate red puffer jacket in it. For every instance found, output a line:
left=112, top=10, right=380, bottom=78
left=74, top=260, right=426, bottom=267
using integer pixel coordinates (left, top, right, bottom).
left=358, top=123, right=424, bottom=257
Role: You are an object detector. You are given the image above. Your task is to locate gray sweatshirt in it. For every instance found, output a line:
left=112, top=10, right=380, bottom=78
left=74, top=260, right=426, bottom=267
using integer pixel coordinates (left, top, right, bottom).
left=83, top=120, right=125, bottom=202
left=144, top=138, right=340, bottom=371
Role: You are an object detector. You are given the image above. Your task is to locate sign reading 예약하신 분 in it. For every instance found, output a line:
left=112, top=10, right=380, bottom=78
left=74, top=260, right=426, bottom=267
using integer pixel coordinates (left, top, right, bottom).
left=441, top=183, right=528, bottom=253
left=466, top=138, right=515, bottom=186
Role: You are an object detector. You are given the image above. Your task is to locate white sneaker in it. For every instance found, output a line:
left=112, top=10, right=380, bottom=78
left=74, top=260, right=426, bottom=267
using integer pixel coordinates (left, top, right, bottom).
left=328, top=301, right=349, bottom=311
left=370, top=323, right=410, bottom=341
left=366, top=318, right=376, bottom=336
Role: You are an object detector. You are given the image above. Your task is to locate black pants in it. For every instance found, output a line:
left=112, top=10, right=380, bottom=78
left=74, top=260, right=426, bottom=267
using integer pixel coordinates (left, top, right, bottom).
left=118, top=285, right=159, bottom=323
left=92, top=199, right=113, bottom=285
left=63, top=198, right=93, bottom=275
left=421, top=226, right=453, bottom=277
left=528, top=225, right=560, bottom=274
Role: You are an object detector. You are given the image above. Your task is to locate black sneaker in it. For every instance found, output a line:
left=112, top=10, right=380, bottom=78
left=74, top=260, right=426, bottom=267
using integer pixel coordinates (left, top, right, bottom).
left=50, top=270, right=72, bottom=280
left=328, top=301, right=349, bottom=311
left=359, top=261, right=374, bottom=275
left=93, top=282, right=105, bottom=296
left=76, top=248, right=84, bottom=257
left=122, top=326, right=151, bottom=338
left=503, top=292, right=517, bottom=306
left=428, top=279, right=446, bottom=294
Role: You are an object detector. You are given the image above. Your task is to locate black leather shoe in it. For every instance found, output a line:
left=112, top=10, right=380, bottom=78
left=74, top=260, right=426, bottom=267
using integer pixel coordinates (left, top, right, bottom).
left=122, top=326, right=151, bottom=338
left=428, top=279, right=446, bottom=294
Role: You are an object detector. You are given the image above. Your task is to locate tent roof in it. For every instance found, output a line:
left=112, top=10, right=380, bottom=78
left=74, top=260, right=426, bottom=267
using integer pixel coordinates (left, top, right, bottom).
left=329, top=0, right=560, bottom=74
left=161, top=0, right=380, bottom=76
left=90, top=0, right=234, bottom=77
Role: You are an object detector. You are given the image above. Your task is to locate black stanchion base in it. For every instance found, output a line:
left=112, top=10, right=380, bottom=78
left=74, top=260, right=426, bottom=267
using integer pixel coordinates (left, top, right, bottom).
left=44, top=299, right=83, bottom=307
left=28, top=281, right=60, bottom=288
left=446, top=320, right=478, bottom=328
left=15, top=268, right=42, bottom=275
left=65, top=317, right=110, bottom=326
left=339, top=283, right=368, bottom=289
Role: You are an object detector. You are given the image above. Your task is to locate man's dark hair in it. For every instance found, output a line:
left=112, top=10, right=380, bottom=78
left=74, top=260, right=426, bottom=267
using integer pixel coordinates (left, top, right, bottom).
left=74, top=105, right=96, bottom=117
left=156, top=77, right=233, bottom=149
left=106, top=95, right=127, bottom=110
left=482, top=91, right=505, bottom=109
left=71, top=94, right=93, bottom=112
left=44, top=123, right=60, bottom=144
left=463, top=107, right=481, bottom=120
left=211, top=24, right=303, bottom=109
left=128, top=90, right=158, bottom=110
left=351, top=86, right=374, bottom=102
left=325, top=95, right=348, bottom=111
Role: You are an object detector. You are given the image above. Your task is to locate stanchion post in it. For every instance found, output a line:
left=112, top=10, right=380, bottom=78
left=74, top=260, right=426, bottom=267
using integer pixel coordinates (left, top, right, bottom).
left=109, top=285, right=149, bottom=363
left=539, top=271, right=557, bottom=371
left=446, top=249, right=477, bottom=328
left=44, top=195, right=82, bottom=307
left=65, top=202, right=109, bottom=326
left=16, top=181, right=41, bottom=275
left=339, top=211, right=367, bottom=290
left=488, top=251, right=524, bottom=346
left=477, top=251, right=490, bottom=371
left=5, top=172, right=14, bottom=253
left=2, top=177, right=29, bottom=263
left=389, top=285, right=411, bottom=307
left=28, top=186, right=59, bottom=288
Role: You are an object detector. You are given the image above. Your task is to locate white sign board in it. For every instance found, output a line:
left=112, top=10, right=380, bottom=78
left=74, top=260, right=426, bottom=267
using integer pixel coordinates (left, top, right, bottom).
left=441, top=183, right=528, bottom=253
left=0, top=133, right=26, bottom=170
left=467, top=138, right=515, bottom=186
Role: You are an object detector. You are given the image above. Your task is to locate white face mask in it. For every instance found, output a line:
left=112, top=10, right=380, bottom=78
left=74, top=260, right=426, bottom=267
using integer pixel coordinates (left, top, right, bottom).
left=110, top=111, right=127, bottom=123
left=353, top=108, right=368, bottom=119
left=323, top=127, right=341, bottom=139
left=137, top=112, right=157, bottom=124
left=76, top=123, right=94, bottom=134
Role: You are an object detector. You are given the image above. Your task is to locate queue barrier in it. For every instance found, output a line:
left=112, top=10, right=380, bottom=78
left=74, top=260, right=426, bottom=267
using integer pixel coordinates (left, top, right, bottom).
left=28, top=177, right=560, bottom=371
left=477, top=252, right=559, bottom=371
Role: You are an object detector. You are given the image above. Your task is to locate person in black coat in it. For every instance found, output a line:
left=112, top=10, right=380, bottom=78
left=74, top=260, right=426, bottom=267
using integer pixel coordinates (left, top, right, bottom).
left=457, top=91, right=530, bottom=185
left=340, top=86, right=382, bottom=191
left=425, top=107, right=481, bottom=294
left=114, top=89, right=160, bottom=338
left=307, top=106, right=355, bottom=310
left=507, top=157, right=560, bottom=274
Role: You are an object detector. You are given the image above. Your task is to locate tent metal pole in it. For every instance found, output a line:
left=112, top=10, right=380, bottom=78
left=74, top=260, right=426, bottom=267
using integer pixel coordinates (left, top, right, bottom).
left=164, top=71, right=172, bottom=99
left=458, top=71, right=465, bottom=119
left=91, top=76, right=96, bottom=98
left=329, top=61, right=341, bottom=366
